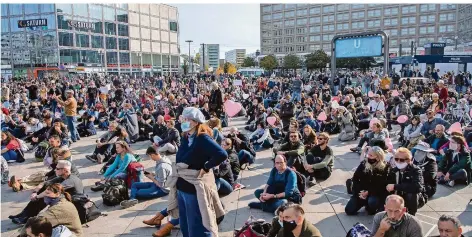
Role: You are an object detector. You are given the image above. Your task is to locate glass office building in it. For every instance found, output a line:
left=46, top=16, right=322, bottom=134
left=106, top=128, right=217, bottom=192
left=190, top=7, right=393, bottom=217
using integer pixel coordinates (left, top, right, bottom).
left=1, top=3, right=180, bottom=78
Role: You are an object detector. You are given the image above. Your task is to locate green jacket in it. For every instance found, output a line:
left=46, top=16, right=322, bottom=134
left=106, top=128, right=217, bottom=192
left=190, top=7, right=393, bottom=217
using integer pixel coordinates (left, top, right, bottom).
left=277, top=219, right=322, bottom=237
left=279, top=141, right=305, bottom=157
left=439, top=150, right=472, bottom=175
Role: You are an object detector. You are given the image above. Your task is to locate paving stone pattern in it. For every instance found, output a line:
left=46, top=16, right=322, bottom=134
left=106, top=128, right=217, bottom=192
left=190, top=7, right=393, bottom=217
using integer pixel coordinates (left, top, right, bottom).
left=1, top=116, right=471, bottom=237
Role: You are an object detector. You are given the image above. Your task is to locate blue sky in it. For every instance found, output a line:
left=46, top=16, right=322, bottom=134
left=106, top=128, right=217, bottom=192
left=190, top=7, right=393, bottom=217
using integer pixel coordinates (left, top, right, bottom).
left=172, top=4, right=260, bottom=59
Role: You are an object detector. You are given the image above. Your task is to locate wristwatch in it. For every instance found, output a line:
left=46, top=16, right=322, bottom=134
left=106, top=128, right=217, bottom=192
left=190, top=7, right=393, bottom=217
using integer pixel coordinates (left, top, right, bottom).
left=274, top=194, right=277, bottom=199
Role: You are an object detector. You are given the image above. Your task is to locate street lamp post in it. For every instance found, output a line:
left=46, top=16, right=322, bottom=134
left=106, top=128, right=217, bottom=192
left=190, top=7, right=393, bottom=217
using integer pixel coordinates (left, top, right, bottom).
left=185, top=40, right=193, bottom=75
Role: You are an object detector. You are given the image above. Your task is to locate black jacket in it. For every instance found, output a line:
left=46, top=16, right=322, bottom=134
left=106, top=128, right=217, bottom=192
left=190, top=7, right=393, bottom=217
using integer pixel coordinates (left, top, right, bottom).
left=280, top=102, right=295, bottom=119
left=158, top=127, right=180, bottom=147
left=352, top=161, right=390, bottom=198
left=414, top=158, right=438, bottom=198
left=214, top=159, right=234, bottom=186
left=226, top=149, right=240, bottom=178
left=152, top=123, right=168, bottom=138
left=227, top=133, right=256, bottom=157
left=388, top=163, right=425, bottom=195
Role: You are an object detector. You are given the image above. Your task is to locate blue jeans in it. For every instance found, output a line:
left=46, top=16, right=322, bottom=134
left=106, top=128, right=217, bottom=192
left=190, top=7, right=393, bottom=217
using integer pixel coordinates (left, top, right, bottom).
left=65, top=116, right=79, bottom=142
left=87, top=98, right=96, bottom=108
left=249, top=189, right=288, bottom=213
left=216, top=178, right=233, bottom=197
left=177, top=190, right=211, bottom=237
left=1, top=146, right=17, bottom=162
left=291, top=91, right=301, bottom=103
left=160, top=208, right=179, bottom=226
left=345, top=195, right=381, bottom=215
left=238, top=150, right=255, bottom=165
left=130, top=182, right=168, bottom=199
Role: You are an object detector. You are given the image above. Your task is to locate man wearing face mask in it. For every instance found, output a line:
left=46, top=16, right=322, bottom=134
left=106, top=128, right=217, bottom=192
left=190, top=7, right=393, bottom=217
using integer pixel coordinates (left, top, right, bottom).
left=371, top=195, right=422, bottom=237
left=386, top=148, right=426, bottom=216
left=276, top=204, right=322, bottom=237
left=10, top=160, right=83, bottom=225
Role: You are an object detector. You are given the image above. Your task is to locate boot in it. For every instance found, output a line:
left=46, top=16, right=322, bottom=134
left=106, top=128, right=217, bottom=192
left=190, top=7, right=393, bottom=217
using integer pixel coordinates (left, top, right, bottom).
left=143, top=213, right=165, bottom=227
left=152, top=223, right=174, bottom=237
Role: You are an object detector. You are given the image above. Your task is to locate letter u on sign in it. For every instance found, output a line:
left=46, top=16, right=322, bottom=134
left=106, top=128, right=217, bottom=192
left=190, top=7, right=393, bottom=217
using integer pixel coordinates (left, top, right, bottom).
left=353, top=39, right=361, bottom=49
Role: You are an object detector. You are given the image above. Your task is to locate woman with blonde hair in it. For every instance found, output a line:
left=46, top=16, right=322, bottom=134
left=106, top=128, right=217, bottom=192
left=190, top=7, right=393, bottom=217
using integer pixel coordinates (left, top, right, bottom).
left=302, top=125, right=318, bottom=153
left=207, top=117, right=224, bottom=144
left=345, top=146, right=390, bottom=215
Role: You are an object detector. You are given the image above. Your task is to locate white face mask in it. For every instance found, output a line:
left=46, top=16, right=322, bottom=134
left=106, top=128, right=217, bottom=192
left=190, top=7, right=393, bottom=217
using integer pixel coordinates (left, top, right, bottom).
left=395, top=161, right=408, bottom=170
left=449, top=143, right=459, bottom=151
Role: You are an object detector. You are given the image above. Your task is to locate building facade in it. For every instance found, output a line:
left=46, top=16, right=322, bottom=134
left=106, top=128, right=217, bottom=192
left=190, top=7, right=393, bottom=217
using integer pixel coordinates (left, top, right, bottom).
left=260, top=4, right=471, bottom=58
left=225, top=49, right=246, bottom=66
left=199, top=44, right=219, bottom=70
left=1, top=3, right=180, bottom=78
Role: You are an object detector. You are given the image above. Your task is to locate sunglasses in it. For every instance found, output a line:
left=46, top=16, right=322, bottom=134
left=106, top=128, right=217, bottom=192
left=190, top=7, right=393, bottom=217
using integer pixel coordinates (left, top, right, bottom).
left=394, top=157, right=408, bottom=163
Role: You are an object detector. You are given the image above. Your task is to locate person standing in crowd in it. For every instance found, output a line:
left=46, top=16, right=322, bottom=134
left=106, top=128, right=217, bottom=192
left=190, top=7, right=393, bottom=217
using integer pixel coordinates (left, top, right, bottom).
left=209, top=82, right=223, bottom=118
left=346, top=147, right=390, bottom=216
left=386, top=148, right=425, bottom=216
left=371, top=195, right=422, bottom=237
left=291, top=76, right=303, bottom=103
left=248, top=155, right=301, bottom=213
left=166, top=107, right=226, bottom=237
left=412, top=144, right=438, bottom=198
left=52, top=90, right=79, bottom=143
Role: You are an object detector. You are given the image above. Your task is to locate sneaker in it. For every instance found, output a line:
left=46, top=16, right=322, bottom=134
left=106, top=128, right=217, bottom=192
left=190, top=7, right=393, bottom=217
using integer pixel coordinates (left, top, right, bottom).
left=85, top=155, right=97, bottom=163
left=447, top=180, right=455, bottom=187
left=350, top=147, right=360, bottom=152
left=307, top=177, right=317, bottom=187
left=120, top=199, right=138, bottom=209
left=97, top=154, right=105, bottom=164
left=240, top=163, right=248, bottom=170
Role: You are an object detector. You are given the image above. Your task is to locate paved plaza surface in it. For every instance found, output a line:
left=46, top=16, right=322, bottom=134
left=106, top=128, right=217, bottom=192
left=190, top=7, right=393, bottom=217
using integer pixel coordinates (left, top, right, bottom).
left=2, top=116, right=472, bottom=237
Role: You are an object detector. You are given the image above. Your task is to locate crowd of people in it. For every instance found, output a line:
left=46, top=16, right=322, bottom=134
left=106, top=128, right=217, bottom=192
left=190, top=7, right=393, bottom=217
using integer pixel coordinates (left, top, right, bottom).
left=1, top=68, right=471, bottom=237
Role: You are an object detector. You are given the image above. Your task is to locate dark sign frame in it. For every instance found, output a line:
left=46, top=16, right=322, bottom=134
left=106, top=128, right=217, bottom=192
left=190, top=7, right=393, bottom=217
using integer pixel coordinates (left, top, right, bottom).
left=18, top=19, right=47, bottom=28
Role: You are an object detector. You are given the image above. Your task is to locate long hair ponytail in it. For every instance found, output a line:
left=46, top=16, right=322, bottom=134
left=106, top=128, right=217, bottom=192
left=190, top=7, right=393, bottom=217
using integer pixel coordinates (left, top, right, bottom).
left=46, top=183, right=72, bottom=202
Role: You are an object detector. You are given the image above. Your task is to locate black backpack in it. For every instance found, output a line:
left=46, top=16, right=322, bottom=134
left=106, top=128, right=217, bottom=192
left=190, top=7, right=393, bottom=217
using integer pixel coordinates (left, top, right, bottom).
left=35, top=142, right=49, bottom=162
left=101, top=179, right=129, bottom=206
left=72, top=194, right=104, bottom=225
left=234, top=219, right=272, bottom=237
left=289, top=169, right=307, bottom=198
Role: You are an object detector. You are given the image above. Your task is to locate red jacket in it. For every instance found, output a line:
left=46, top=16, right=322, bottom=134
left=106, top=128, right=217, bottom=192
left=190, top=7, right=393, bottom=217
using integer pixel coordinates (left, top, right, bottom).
left=434, top=87, right=448, bottom=107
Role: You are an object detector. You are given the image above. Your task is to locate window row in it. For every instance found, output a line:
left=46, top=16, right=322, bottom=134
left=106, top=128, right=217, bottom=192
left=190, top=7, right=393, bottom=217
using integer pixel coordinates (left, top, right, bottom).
left=2, top=4, right=55, bottom=16
left=3, top=14, right=56, bottom=32
left=2, top=31, right=57, bottom=49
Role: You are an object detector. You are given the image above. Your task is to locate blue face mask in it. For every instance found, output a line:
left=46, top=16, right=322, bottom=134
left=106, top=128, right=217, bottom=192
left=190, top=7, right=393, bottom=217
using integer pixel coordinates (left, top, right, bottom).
left=44, top=196, right=61, bottom=206
left=181, top=122, right=192, bottom=132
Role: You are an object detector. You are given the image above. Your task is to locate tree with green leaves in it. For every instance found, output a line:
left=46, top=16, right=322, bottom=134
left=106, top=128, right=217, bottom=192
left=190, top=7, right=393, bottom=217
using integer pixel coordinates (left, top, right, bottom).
left=194, top=53, right=200, bottom=64
left=283, top=54, right=301, bottom=70
left=242, top=57, right=256, bottom=67
left=336, top=57, right=375, bottom=71
left=305, top=50, right=330, bottom=71
left=260, top=55, right=279, bottom=72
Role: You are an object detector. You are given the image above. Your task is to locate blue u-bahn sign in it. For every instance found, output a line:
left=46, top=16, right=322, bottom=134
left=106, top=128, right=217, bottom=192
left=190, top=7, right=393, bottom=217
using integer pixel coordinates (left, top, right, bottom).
left=335, top=36, right=383, bottom=58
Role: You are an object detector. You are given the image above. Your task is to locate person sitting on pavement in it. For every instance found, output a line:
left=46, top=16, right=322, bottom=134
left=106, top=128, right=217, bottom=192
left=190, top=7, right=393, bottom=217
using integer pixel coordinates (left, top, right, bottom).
left=153, top=119, right=180, bottom=154
left=86, top=121, right=128, bottom=164
left=386, top=148, right=426, bottom=216
left=276, top=203, right=322, bottom=237
left=403, top=115, right=424, bottom=149
left=371, top=195, right=423, bottom=237
left=152, top=115, right=168, bottom=143
left=412, top=143, right=438, bottom=198
left=1, top=131, right=21, bottom=162
left=303, top=132, right=334, bottom=186
left=30, top=115, right=53, bottom=147
left=345, top=146, right=390, bottom=216
left=19, top=183, right=83, bottom=237
left=248, top=155, right=302, bottom=213
left=213, top=150, right=234, bottom=198
left=248, top=122, right=274, bottom=151
left=281, top=122, right=303, bottom=144
left=76, top=109, right=97, bottom=137
left=437, top=135, right=471, bottom=187
left=267, top=203, right=289, bottom=237
left=337, top=106, right=356, bottom=141
left=138, top=108, right=155, bottom=140
left=208, top=117, right=224, bottom=145
left=420, top=109, right=450, bottom=137
left=273, top=131, right=305, bottom=172
left=43, top=135, right=71, bottom=169
left=48, top=118, right=70, bottom=147
left=432, top=214, right=465, bottom=237
left=226, top=127, right=256, bottom=169
left=120, top=146, right=172, bottom=209
left=302, top=124, right=318, bottom=153
left=356, top=106, right=373, bottom=134
left=350, top=121, right=387, bottom=153
left=25, top=216, right=74, bottom=237
left=9, top=160, right=83, bottom=225
left=221, top=138, right=245, bottom=191
left=424, top=124, right=449, bottom=162
left=100, top=141, right=137, bottom=182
